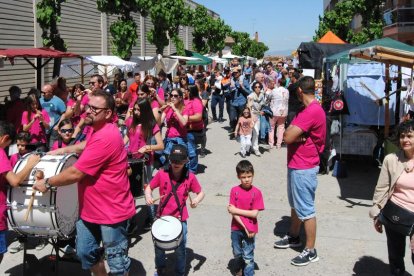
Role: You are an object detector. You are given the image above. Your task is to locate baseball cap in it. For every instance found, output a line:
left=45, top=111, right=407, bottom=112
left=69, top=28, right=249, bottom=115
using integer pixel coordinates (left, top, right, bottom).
left=169, top=144, right=188, bottom=162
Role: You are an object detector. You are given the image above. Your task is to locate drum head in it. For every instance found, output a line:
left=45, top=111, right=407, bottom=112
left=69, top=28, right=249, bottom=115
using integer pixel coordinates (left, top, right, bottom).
left=151, top=216, right=182, bottom=241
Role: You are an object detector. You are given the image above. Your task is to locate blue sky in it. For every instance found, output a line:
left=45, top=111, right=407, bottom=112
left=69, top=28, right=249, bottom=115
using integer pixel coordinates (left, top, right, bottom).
left=195, top=0, right=323, bottom=55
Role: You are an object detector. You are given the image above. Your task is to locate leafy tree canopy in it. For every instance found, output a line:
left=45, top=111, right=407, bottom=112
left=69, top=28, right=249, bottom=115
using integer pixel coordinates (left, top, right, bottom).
left=97, top=0, right=149, bottom=58
left=314, top=0, right=384, bottom=44
left=191, top=5, right=232, bottom=55
left=146, top=0, right=192, bottom=55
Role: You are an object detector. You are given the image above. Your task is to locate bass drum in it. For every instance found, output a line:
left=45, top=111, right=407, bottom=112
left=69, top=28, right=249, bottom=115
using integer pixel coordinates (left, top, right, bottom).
left=7, top=154, right=79, bottom=239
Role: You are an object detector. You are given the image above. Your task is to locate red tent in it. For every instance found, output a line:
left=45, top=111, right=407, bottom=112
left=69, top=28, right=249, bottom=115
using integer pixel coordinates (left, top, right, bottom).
left=0, top=47, right=82, bottom=89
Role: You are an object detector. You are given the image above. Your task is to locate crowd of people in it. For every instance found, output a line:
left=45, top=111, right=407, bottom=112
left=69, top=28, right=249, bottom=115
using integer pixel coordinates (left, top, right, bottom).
left=0, top=57, right=340, bottom=276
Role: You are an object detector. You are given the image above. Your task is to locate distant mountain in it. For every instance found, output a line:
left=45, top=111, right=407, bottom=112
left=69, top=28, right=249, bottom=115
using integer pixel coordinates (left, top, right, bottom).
left=265, top=49, right=293, bottom=57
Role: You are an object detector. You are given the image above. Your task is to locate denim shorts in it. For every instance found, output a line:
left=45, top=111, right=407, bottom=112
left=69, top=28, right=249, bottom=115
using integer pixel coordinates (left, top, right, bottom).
left=0, top=231, right=7, bottom=254
left=76, top=219, right=130, bottom=275
left=287, top=166, right=319, bottom=220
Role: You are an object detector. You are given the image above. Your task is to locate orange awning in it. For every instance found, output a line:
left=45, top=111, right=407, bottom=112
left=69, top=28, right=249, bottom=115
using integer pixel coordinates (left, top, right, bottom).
left=318, top=31, right=346, bottom=44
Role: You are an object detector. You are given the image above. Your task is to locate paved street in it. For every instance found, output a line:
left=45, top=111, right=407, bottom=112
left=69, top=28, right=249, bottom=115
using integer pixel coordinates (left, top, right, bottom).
left=1, top=112, right=413, bottom=276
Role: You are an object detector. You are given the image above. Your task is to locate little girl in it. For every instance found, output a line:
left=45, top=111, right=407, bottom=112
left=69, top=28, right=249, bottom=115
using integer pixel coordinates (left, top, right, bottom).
left=51, top=119, right=75, bottom=150
left=234, top=107, right=255, bottom=158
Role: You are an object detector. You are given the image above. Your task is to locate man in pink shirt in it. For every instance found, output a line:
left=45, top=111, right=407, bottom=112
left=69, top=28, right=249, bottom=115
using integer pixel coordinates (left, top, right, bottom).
left=33, top=89, right=135, bottom=276
left=274, top=76, right=326, bottom=267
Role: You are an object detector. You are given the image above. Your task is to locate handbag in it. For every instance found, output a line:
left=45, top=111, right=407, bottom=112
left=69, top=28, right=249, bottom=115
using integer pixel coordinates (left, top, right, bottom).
left=379, top=200, right=414, bottom=236
left=329, top=90, right=349, bottom=115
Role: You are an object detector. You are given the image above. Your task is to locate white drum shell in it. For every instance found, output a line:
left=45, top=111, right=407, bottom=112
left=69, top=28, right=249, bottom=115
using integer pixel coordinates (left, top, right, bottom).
left=7, top=154, right=79, bottom=239
left=151, top=216, right=183, bottom=251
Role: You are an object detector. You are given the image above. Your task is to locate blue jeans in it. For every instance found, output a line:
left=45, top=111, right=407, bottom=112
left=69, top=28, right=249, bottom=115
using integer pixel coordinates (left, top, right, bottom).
left=211, top=93, right=224, bottom=120
left=76, top=219, right=130, bottom=276
left=229, top=105, right=245, bottom=131
left=259, top=115, right=270, bottom=140
left=231, top=230, right=255, bottom=276
left=186, top=132, right=199, bottom=173
left=287, top=166, right=319, bottom=220
left=161, top=137, right=187, bottom=165
left=155, top=221, right=187, bottom=276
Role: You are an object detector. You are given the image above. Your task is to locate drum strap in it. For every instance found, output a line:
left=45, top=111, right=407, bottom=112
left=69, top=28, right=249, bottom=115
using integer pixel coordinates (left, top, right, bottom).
left=157, top=179, right=184, bottom=221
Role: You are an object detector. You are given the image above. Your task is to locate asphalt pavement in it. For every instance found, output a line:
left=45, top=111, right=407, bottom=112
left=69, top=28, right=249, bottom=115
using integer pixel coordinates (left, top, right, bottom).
left=1, top=111, right=413, bottom=276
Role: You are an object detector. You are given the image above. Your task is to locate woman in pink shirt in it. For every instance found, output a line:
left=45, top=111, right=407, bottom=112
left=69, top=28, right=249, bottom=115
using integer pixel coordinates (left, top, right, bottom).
left=21, top=94, right=50, bottom=149
left=160, top=89, right=189, bottom=165
left=371, top=120, right=414, bottom=275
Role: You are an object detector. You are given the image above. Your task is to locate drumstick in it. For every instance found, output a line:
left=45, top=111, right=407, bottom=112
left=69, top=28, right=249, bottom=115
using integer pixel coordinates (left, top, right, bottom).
left=153, top=194, right=165, bottom=203
left=24, top=170, right=44, bottom=221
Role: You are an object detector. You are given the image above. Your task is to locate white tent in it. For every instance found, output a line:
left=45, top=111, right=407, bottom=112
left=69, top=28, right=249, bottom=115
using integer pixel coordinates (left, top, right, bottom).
left=60, top=55, right=138, bottom=79
left=204, top=55, right=228, bottom=65
left=222, top=52, right=242, bottom=59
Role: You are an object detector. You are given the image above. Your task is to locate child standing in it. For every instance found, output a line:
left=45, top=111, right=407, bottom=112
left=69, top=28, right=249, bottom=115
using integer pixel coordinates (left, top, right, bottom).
left=0, top=121, right=40, bottom=262
left=9, top=131, right=31, bottom=167
left=145, top=144, right=205, bottom=276
left=51, top=119, right=75, bottom=150
left=234, top=107, right=255, bottom=158
left=228, top=160, right=265, bottom=276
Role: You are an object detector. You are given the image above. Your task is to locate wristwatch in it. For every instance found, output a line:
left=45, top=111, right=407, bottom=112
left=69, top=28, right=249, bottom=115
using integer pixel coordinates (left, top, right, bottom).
left=44, top=178, right=52, bottom=191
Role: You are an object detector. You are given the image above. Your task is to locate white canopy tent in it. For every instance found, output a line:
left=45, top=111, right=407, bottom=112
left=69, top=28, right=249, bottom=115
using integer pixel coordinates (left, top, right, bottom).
left=60, top=55, right=138, bottom=79
left=222, top=52, right=242, bottom=59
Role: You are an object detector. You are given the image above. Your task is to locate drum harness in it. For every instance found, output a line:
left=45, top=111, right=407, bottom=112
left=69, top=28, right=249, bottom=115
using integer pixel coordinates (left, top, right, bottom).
left=157, top=172, right=189, bottom=221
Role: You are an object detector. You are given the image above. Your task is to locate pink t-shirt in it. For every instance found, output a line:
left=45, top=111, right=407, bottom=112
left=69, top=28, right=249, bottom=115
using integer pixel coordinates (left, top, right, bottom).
left=229, top=185, right=264, bottom=233
left=128, top=97, right=160, bottom=109
left=51, top=140, right=76, bottom=150
left=21, top=110, right=50, bottom=144
left=125, top=117, right=160, bottom=162
left=66, top=98, right=89, bottom=127
left=390, top=171, right=414, bottom=212
left=73, top=123, right=135, bottom=224
left=9, top=153, right=21, bottom=168
left=185, top=98, right=204, bottom=131
left=237, top=117, right=253, bottom=136
left=164, top=107, right=189, bottom=138
left=0, top=149, right=12, bottom=231
left=287, top=100, right=326, bottom=169
left=150, top=169, right=202, bottom=222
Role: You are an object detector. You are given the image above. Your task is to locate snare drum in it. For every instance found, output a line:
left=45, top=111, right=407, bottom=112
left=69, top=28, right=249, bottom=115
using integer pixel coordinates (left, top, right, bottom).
left=7, top=153, right=79, bottom=239
left=151, top=216, right=183, bottom=251
left=128, top=158, right=145, bottom=197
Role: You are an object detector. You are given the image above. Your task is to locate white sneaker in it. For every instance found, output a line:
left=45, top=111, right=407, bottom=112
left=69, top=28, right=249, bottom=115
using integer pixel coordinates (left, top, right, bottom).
left=254, top=150, right=261, bottom=156
left=9, top=242, right=24, bottom=254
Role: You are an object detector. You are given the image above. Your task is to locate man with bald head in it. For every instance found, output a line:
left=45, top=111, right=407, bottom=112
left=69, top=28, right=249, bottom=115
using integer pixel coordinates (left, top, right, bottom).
left=40, top=83, right=66, bottom=149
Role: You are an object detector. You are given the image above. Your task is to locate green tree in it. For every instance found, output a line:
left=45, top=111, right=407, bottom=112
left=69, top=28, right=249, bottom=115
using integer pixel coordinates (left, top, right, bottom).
left=97, top=0, right=149, bottom=59
left=247, top=41, right=269, bottom=59
left=146, top=0, right=192, bottom=55
left=36, top=0, right=67, bottom=77
left=191, top=6, right=231, bottom=55
left=314, top=0, right=384, bottom=44
left=231, top=31, right=252, bottom=56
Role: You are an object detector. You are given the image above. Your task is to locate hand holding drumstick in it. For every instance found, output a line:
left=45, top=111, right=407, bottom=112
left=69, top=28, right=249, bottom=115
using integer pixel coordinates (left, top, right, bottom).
left=25, top=170, right=44, bottom=221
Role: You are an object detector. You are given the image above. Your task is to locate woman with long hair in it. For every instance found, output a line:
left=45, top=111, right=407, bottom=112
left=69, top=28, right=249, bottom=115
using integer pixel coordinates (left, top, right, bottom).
left=184, top=85, right=205, bottom=173
left=125, top=98, right=164, bottom=229
left=115, top=79, right=131, bottom=117
left=160, top=89, right=189, bottom=164
left=143, top=75, right=165, bottom=107
left=21, top=94, right=50, bottom=149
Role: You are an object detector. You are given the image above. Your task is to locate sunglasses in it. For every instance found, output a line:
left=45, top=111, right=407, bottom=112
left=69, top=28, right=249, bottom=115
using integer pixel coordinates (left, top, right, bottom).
left=60, top=128, right=74, bottom=134
left=254, top=86, right=261, bottom=89
left=170, top=94, right=180, bottom=98
left=146, top=82, right=154, bottom=86
left=89, top=81, right=96, bottom=85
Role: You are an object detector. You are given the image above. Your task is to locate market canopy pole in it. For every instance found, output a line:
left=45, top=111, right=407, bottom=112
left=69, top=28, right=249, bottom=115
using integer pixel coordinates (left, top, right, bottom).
left=385, top=64, right=390, bottom=138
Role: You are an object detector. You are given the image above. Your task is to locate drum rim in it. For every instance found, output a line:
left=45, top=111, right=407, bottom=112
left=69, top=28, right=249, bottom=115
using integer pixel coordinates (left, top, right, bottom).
left=151, top=215, right=183, bottom=241
left=8, top=153, right=79, bottom=238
